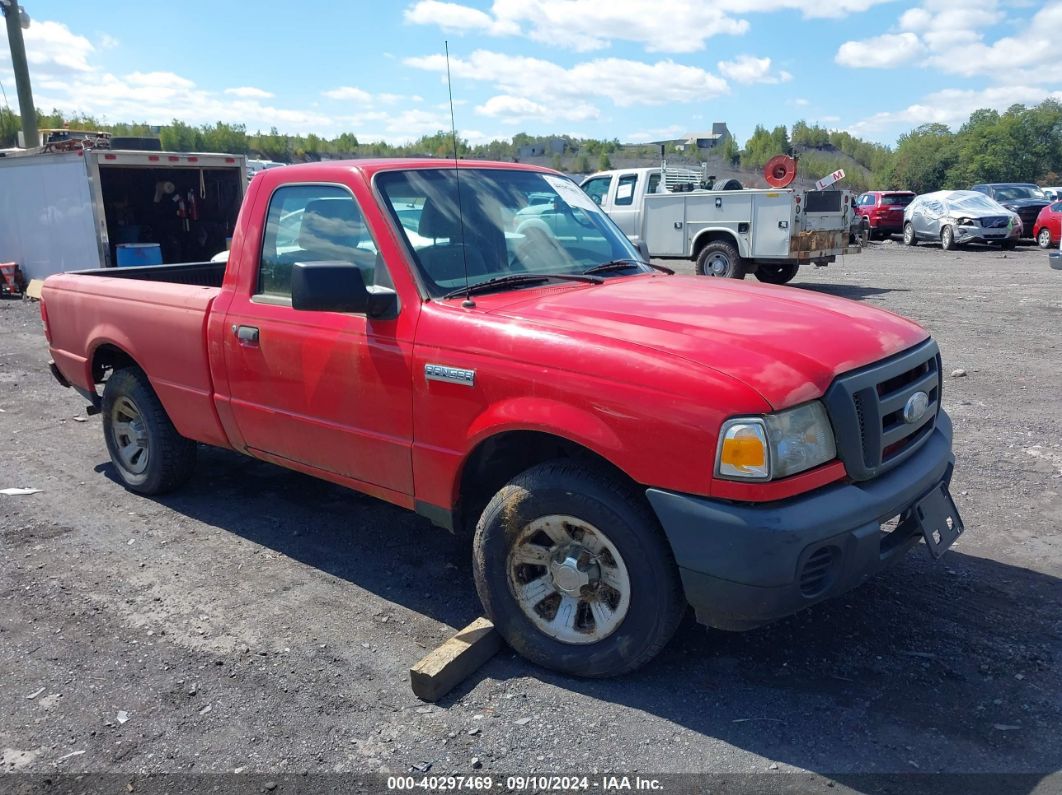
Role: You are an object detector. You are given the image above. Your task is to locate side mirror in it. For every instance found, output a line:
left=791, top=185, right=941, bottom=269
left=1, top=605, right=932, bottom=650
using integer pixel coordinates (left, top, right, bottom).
left=636, top=240, right=651, bottom=263
left=291, top=261, right=398, bottom=318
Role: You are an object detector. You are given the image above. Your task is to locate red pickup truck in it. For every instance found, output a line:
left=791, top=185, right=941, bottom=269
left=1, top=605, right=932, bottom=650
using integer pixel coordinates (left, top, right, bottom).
left=42, top=160, right=964, bottom=676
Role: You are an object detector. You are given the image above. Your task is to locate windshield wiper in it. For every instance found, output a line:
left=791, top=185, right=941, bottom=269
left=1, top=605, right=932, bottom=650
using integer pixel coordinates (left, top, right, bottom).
left=584, top=259, right=675, bottom=276
left=442, top=272, right=603, bottom=300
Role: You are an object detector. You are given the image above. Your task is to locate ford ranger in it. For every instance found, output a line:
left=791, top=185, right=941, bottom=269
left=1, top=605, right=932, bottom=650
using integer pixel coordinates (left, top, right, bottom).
left=42, top=160, right=964, bottom=677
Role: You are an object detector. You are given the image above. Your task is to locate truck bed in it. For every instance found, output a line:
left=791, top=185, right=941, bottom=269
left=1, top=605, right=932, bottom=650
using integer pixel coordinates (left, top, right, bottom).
left=42, top=265, right=230, bottom=449
left=71, top=261, right=226, bottom=287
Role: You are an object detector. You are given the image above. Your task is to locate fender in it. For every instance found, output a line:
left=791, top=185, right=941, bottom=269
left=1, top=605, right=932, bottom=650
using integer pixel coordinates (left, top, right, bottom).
left=412, top=396, right=628, bottom=513
left=83, top=326, right=229, bottom=448
left=466, top=396, right=624, bottom=459
left=690, top=227, right=745, bottom=259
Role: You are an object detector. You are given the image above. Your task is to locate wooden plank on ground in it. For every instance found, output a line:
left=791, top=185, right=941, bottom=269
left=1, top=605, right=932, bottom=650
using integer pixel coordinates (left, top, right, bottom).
left=410, top=617, right=502, bottom=702
left=25, top=279, right=44, bottom=300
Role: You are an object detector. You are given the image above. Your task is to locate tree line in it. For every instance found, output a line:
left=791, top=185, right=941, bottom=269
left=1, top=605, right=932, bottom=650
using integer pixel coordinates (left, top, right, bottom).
left=2, top=101, right=1059, bottom=195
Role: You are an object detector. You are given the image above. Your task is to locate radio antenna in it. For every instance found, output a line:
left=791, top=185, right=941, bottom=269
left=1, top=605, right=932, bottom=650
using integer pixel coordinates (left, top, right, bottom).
left=444, top=41, right=474, bottom=308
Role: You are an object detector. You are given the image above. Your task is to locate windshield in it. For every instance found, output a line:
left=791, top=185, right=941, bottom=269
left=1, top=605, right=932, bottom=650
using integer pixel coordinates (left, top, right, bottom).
left=881, top=193, right=914, bottom=206
left=947, top=193, right=1006, bottom=214
left=376, top=167, right=642, bottom=297
left=993, top=185, right=1045, bottom=201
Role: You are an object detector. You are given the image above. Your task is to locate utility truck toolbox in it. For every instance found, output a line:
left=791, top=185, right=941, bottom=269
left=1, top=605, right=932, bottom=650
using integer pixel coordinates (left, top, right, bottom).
left=41, top=159, right=963, bottom=677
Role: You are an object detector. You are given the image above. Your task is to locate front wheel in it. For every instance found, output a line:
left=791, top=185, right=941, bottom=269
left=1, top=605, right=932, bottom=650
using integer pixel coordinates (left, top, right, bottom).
left=695, top=240, right=746, bottom=279
left=755, top=263, right=799, bottom=284
left=941, top=225, right=957, bottom=251
left=1038, top=229, right=1053, bottom=249
left=102, top=367, right=197, bottom=494
left=903, top=223, right=918, bottom=246
left=472, top=461, right=685, bottom=677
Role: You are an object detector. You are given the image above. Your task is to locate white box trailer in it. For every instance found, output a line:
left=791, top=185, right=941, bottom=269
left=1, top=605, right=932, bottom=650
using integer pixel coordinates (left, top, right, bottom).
left=0, top=149, right=246, bottom=279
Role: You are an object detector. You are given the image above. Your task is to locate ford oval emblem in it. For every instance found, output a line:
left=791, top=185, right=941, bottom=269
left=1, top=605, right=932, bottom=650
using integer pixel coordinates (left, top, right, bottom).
left=903, top=391, right=930, bottom=424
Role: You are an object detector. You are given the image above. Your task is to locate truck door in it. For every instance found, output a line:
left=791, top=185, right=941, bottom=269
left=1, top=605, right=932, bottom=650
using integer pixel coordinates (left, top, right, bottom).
left=221, top=183, right=414, bottom=496
left=608, top=173, right=641, bottom=242
left=751, top=192, right=793, bottom=258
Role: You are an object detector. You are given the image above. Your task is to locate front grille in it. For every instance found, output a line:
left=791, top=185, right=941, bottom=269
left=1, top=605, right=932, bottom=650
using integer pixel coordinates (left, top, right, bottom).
left=823, top=339, right=941, bottom=481
left=1015, top=207, right=1042, bottom=229
left=982, top=216, right=1009, bottom=229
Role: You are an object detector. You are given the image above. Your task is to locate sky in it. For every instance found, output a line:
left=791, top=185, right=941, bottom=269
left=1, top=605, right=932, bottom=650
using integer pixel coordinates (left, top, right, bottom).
left=1, top=0, right=1060, bottom=148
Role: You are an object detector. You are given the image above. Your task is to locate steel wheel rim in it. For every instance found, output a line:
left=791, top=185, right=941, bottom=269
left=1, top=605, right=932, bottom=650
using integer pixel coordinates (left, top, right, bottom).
left=110, top=396, right=150, bottom=475
left=705, top=252, right=731, bottom=277
left=1039, top=229, right=1051, bottom=248
left=506, top=514, right=631, bottom=645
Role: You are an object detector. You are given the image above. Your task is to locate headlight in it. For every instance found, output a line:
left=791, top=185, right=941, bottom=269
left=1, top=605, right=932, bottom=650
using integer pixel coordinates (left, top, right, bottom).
left=956, top=217, right=978, bottom=227
left=716, top=402, right=837, bottom=481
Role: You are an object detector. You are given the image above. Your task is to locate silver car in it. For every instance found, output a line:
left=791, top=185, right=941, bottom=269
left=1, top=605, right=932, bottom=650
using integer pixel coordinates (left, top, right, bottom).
left=903, top=190, right=1021, bottom=250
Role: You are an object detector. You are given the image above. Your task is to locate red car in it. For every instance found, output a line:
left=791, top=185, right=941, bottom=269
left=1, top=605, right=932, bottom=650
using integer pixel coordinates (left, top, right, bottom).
left=855, top=191, right=916, bottom=239
left=39, top=160, right=964, bottom=676
left=1033, top=201, right=1062, bottom=249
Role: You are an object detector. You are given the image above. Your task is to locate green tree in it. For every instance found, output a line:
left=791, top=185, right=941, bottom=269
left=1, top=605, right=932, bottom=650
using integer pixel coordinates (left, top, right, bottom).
left=721, top=135, right=740, bottom=167
left=885, top=123, right=958, bottom=192
left=160, top=119, right=202, bottom=152
left=598, top=152, right=612, bottom=170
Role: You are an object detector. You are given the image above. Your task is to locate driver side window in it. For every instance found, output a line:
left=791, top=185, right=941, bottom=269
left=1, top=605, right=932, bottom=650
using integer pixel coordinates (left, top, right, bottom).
left=257, top=185, right=388, bottom=301
left=581, top=176, right=611, bottom=206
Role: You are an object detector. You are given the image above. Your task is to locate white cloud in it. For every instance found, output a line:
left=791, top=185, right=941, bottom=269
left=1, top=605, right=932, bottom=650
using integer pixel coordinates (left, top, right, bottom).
left=19, top=20, right=95, bottom=73
left=849, top=85, right=1062, bottom=136
left=837, top=0, right=1059, bottom=81
left=0, top=16, right=469, bottom=145
left=98, top=34, right=120, bottom=50
left=403, top=0, right=517, bottom=34
left=406, top=49, right=728, bottom=110
left=717, top=55, right=792, bottom=84
left=225, top=86, right=274, bottom=99
left=476, top=94, right=600, bottom=122
left=323, top=86, right=373, bottom=102
left=405, top=0, right=891, bottom=53
left=407, top=0, right=746, bottom=53
left=719, top=0, right=893, bottom=17
left=835, top=32, right=925, bottom=68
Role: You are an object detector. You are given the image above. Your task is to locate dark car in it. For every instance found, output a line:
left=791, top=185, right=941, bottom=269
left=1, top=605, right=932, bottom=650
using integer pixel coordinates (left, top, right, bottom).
left=855, top=191, right=916, bottom=239
left=969, top=184, right=1049, bottom=240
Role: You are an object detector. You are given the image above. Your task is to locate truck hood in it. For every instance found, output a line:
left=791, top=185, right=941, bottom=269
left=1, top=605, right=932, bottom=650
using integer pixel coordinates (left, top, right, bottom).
left=999, top=198, right=1049, bottom=211
left=488, top=275, right=929, bottom=409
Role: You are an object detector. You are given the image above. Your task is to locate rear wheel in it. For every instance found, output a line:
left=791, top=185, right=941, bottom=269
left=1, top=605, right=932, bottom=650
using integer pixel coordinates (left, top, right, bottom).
left=102, top=367, right=197, bottom=494
left=695, top=240, right=746, bottom=279
left=941, top=225, right=957, bottom=251
left=903, top=223, right=918, bottom=246
left=755, top=263, right=799, bottom=284
left=1038, top=228, right=1053, bottom=249
left=472, top=461, right=685, bottom=677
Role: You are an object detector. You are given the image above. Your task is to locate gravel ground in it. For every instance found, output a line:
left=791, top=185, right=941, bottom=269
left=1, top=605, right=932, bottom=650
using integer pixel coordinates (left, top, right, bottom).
left=0, top=240, right=1060, bottom=790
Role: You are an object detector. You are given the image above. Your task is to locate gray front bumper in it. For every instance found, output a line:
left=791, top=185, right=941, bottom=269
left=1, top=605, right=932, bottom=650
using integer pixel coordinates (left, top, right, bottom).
left=647, top=412, right=956, bottom=630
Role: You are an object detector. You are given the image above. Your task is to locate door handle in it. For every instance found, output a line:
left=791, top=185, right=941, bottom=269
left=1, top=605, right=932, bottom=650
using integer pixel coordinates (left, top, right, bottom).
left=233, top=324, right=259, bottom=344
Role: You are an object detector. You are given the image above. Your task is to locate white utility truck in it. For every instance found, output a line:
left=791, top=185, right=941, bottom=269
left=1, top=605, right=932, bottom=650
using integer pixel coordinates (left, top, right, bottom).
left=0, top=134, right=245, bottom=279
left=579, top=162, right=860, bottom=283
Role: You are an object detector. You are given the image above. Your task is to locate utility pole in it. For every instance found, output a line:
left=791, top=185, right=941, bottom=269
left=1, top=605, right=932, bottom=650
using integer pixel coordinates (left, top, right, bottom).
left=1, top=0, right=37, bottom=147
